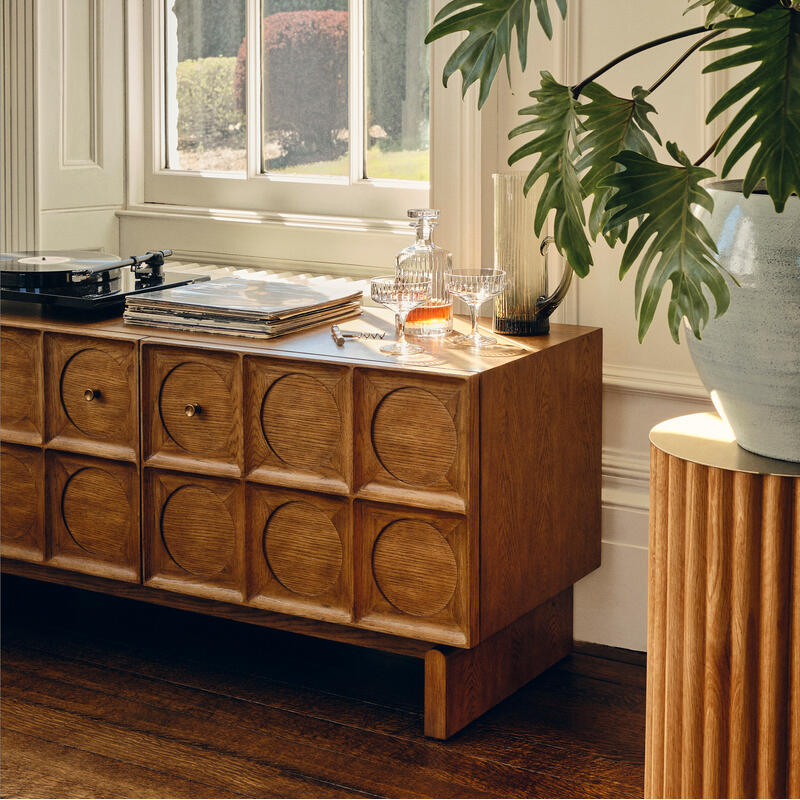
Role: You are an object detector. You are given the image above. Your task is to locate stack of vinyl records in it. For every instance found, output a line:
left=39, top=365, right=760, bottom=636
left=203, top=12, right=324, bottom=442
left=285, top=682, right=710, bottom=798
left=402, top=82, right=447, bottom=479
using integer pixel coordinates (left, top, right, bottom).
left=123, top=276, right=362, bottom=338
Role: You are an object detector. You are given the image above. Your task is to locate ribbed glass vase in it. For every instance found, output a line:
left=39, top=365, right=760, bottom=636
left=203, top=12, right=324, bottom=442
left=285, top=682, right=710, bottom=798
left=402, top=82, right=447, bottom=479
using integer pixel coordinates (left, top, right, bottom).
left=492, top=173, right=572, bottom=336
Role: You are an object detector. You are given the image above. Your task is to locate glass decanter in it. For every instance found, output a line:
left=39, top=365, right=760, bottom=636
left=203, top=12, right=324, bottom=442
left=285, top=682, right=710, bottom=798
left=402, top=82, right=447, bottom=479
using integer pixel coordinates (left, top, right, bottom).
left=395, top=209, right=453, bottom=337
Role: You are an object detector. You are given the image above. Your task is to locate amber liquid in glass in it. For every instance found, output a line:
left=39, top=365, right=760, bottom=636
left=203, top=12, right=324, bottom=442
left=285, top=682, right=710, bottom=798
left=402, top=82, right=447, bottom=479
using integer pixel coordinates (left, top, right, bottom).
left=406, top=300, right=453, bottom=330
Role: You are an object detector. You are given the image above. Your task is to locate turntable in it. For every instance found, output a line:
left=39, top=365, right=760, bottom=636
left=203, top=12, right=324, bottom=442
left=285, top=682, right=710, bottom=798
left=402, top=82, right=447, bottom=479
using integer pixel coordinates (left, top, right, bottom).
left=0, top=249, right=208, bottom=314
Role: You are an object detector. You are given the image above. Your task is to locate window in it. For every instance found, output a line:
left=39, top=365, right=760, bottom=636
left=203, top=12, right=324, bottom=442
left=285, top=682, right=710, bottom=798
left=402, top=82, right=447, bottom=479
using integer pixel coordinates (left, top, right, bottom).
left=146, top=0, right=430, bottom=218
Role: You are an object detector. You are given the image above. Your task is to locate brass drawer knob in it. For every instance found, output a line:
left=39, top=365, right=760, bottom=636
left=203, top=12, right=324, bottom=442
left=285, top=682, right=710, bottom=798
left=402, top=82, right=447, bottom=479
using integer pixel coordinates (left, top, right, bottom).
left=184, top=402, right=201, bottom=417
left=83, top=388, right=101, bottom=402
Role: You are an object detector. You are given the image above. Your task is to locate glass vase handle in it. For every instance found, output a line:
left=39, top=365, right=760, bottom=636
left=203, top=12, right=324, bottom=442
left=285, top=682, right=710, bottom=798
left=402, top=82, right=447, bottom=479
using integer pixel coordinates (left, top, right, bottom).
left=534, top=236, right=573, bottom=325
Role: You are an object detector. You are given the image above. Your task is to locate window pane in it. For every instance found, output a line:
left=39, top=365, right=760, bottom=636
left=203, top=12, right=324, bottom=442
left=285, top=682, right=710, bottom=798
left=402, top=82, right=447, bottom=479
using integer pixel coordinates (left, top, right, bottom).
left=165, top=0, right=247, bottom=172
left=366, top=0, right=430, bottom=182
left=262, top=0, right=349, bottom=176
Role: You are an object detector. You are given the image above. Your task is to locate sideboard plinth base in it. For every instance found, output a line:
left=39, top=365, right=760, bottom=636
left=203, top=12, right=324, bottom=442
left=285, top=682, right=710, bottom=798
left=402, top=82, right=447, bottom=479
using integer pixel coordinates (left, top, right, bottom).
left=424, top=588, right=572, bottom=739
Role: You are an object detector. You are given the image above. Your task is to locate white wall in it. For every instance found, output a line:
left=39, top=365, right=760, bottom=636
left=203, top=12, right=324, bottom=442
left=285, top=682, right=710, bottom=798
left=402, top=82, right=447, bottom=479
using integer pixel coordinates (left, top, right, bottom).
left=485, top=1, right=718, bottom=650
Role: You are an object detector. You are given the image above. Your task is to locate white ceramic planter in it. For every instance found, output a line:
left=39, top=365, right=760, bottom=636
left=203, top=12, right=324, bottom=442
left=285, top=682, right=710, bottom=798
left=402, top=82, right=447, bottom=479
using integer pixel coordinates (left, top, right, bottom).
left=686, top=181, right=800, bottom=462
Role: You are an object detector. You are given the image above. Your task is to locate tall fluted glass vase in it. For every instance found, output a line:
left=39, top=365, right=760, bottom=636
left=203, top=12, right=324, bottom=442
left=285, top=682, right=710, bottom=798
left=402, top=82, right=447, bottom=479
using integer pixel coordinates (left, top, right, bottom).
left=492, top=173, right=573, bottom=336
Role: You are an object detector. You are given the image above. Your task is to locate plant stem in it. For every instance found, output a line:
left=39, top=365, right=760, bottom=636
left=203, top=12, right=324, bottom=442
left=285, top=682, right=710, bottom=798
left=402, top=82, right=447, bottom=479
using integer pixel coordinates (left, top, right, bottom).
left=572, top=25, right=709, bottom=99
left=647, top=30, right=723, bottom=94
left=695, top=134, right=722, bottom=167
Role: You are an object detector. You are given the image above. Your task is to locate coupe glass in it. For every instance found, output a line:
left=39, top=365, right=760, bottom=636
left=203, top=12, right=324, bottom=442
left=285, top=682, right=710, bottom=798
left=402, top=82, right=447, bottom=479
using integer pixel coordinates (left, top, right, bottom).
left=370, top=275, right=432, bottom=356
left=445, top=268, right=507, bottom=348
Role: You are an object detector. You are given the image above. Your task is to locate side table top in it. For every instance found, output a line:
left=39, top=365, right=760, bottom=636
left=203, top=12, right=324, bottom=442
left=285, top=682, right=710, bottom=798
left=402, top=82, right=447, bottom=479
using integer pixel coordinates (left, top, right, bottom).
left=650, top=412, right=800, bottom=477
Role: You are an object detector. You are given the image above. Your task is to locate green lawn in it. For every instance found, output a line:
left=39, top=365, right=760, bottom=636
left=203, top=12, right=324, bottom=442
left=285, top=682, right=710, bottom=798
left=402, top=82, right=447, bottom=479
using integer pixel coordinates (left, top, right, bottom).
left=273, top=147, right=429, bottom=181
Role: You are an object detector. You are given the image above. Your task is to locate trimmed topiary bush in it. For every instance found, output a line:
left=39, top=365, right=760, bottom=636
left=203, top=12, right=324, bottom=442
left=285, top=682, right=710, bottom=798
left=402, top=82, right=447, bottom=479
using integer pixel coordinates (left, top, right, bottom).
left=234, top=10, right=348, bottom=164
left=177, top=56, right=245, bottom=150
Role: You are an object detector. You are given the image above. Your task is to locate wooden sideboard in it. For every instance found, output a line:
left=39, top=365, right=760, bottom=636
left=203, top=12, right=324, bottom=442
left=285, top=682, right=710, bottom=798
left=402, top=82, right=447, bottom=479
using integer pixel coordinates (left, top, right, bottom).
left=0, top=302, right=601, bottom=738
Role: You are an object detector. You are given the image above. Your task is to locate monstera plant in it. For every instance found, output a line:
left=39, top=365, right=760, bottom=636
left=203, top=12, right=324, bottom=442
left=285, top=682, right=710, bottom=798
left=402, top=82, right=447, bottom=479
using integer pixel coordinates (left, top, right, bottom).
left=425, top=0, right=800, bottom=342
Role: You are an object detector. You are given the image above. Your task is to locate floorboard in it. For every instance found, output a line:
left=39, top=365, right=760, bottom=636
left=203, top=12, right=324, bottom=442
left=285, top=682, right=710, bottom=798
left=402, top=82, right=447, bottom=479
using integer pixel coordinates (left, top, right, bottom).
left=1, top=575, right=645, bottom=799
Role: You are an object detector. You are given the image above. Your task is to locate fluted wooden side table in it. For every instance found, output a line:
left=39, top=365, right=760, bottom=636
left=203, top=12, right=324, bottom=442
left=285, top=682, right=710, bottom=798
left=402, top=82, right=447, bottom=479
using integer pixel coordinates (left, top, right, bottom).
left=646, top=413, right=800, bottom=799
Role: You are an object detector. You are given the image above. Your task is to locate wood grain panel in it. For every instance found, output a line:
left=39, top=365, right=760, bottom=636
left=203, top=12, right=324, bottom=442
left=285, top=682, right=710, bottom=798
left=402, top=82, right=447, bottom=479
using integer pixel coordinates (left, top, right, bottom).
left=645, top=445, right=669, bottom=799
left=46, top=450, right=139, bottom=582
left=244, top=357, right=351, bottom=495
left=266, top=504, right=341, bottom=595
left=0, top=444, right=45, bottom=561
left=44, top=333, right=138, bottom=461
left=478, top=329, right=602, bottom=639
left=729, top=470, right=760, bottom=798
left=143, top=469, right=245, bottom=603
left=372, top=519, right=457, bottom=617
left=354, top=370, right=475, bottom=514
left=60, top=349, right=130, bottom=440
left=646, top=447, right=800, bottom=799
left=161, top=486, right=235, bottom=577
left=756, top=475, right=791, bottom=799
left=371, top=388, right=457, bottom=486
left=702, top=467, right=732, bottom=799
left=142, top=345, right=242, bottom=478
left=355, top=501, right=473, bottom=646
left=0, top=327, right=43, bottom=445
left=789, top=479, right=800, bottom=798
left=246, top=485, right=352, bottom=624
left=680, top=461, right=706, bottom=798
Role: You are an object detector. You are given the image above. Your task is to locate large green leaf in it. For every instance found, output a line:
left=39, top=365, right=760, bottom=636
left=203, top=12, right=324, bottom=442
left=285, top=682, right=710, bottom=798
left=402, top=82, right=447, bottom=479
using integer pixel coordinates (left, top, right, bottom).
left=686, top=0, right=749, bottom=25
left=601, top=142, right=730, bottom=343
left=703, top=6, right=800, bottom=210
left=507, top=71, right=592, bottom=276
left=576, top=83, right=661, bottom=247
left=424, top=0, right=566, bottom=108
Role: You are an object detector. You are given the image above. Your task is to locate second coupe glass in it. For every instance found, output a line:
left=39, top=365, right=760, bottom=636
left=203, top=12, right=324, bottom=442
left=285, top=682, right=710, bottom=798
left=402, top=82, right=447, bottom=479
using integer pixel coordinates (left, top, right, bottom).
left=445, top=268, right=507, bottom=349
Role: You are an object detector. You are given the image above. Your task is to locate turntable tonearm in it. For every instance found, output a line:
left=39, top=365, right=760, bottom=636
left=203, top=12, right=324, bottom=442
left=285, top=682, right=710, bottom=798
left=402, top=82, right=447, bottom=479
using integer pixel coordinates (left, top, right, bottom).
left=0, top=249, right=208, bottom=313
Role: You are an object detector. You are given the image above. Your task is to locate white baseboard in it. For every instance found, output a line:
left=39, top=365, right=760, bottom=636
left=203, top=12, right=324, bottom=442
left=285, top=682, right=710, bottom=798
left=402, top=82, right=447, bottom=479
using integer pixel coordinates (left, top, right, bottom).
left=574, top=539, right=649, bottom=652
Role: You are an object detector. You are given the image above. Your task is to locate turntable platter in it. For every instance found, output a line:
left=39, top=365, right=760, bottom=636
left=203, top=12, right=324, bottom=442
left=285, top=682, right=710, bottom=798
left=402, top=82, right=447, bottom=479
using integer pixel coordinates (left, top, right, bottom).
left=0, top=251, right=131, bottom=274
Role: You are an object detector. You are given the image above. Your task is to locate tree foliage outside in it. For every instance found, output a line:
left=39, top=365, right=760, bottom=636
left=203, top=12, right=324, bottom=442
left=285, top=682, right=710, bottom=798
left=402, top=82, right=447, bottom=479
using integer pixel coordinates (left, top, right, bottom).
left=172, top=0, right=428, bottom=173
left=426, top=0, right=800, bottom=341
left=176, top=56, right=245, bottom=151
left=234, top=10, right=349, bottom=165
left=172, top=0, right=347, bottom=59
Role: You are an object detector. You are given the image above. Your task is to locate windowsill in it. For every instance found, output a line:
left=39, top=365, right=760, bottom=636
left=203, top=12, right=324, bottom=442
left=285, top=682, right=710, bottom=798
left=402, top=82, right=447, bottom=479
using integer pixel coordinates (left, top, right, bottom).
left=116, top=202, right=413, bottom=277
left=117, top=202, right=412, bottom=233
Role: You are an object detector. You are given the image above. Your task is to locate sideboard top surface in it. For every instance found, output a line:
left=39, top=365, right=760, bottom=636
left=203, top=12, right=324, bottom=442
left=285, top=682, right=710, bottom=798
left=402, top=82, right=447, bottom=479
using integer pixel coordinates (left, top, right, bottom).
left=1, top=302, right=599, bottom=377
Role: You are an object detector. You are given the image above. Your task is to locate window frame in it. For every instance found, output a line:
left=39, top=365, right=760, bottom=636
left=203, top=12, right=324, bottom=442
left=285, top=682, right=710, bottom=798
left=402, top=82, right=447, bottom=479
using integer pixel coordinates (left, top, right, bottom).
left=121, top=0, right=488, bottom=272
left=144, top=0, right=429, bottom=218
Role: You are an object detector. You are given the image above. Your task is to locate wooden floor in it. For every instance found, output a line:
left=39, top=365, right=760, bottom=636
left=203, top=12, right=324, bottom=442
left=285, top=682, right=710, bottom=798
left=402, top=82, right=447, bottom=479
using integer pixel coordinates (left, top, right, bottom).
left=1, top=575, right=645, bottom=799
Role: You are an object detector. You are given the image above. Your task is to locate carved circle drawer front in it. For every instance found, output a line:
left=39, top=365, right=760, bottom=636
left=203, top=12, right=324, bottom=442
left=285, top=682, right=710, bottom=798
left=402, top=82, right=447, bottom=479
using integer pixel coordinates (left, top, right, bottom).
left=60, top=348, right=131, bottom=440
left=371, top=388, right=457, bottom=486
left=0, top=449, right=38, bottom=542
left=262, top=374, right=340, bottom=470
left=47, top=451, right=140, bottom=581
left=61, top=467, right=131, bottom=558
left=0, top=329, right=42, bottom=441
left=160, top=484, right=235, bottom=577
left=263, top=500, right=343, bottom=597
left=159, top=363, right=236, bottom=455
left=372, top=519, right=458, bottom=617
